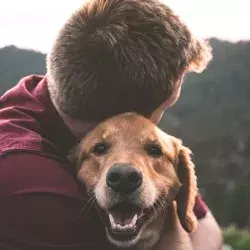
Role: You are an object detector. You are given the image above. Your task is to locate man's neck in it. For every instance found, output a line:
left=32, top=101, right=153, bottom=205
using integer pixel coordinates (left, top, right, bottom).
left=47, top=75, right=98, bottom=140
left=55, top=105, right=98, bottom=140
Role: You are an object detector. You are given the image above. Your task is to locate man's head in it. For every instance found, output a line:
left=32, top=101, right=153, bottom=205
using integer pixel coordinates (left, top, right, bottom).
left=47, top=0, right=212, bottom=124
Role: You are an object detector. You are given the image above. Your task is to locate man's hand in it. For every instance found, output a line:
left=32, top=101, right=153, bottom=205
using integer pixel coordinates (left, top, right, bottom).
left=147, top=209, right=222, bottom=250
left=190, top=211, right=223, bottom=250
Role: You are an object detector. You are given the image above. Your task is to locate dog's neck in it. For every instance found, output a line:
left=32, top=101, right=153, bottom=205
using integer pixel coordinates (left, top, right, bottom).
left=137, top=205, right=192, bottom=250
left=137, top=205, right=175, bottom=250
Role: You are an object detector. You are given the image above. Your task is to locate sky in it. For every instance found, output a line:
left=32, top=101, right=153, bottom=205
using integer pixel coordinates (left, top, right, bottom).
left=1, top=0, right=250, bottom=53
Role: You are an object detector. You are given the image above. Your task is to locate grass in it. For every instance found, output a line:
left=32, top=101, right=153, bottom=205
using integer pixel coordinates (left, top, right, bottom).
left=223, top=225, right=250, bottom=250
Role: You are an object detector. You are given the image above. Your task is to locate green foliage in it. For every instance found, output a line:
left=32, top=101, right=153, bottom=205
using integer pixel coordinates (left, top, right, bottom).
left=227, top=183, right=250, bottom=228
left=224, top=226, right=250, bottom=250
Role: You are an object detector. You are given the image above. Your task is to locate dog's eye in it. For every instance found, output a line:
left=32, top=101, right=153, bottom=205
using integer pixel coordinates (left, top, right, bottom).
left=145, top=144, right=163, bottom=158
left=91, top=142, right=110, bottom=156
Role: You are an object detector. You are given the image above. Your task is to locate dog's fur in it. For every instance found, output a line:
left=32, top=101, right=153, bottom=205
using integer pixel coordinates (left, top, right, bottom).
left=70, top=113, right=198, bottom=249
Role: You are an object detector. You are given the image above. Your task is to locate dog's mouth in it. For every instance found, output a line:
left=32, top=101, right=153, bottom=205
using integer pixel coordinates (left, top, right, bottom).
left=107, top=203, right=142, bottom=241
left=97, top=201, right=161, bottom=243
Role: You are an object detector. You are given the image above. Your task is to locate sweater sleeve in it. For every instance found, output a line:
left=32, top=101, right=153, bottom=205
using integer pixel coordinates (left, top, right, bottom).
left=0, top=152, right=117, bottom=250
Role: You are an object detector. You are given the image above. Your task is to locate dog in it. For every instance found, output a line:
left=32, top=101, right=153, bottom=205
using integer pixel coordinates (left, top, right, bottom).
left=70, top=112, right=198, bottom=249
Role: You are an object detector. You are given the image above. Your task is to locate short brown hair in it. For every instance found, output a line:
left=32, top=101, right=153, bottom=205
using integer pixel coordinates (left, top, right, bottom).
left=47, top=0, right=212, bottom=121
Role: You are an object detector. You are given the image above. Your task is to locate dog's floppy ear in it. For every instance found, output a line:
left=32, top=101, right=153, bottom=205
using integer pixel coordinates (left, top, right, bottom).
left=67, top=143, right=85, bottom=171
left=175, top=145, right=198, bottom=233
left=67, top=144, right=79, bottom=164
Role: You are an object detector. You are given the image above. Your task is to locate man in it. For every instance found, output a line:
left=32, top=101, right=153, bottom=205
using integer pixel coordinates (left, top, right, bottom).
left=0, top=0, right=222, bottom=249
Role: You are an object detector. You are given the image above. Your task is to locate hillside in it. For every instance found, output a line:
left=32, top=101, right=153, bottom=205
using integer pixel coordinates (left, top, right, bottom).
left=0, top=45, right=46, bottom=95
left=1, top=39, right=250, bottom=227
left=160, top=38, right=250, bottom=227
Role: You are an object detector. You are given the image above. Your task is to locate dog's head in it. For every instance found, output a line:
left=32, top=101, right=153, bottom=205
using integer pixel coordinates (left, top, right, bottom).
left=72, top=113, right=197, bottom=248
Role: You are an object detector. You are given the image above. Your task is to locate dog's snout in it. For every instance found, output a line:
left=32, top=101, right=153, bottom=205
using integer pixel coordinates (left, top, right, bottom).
left=106, top=164, right=142, bottom=194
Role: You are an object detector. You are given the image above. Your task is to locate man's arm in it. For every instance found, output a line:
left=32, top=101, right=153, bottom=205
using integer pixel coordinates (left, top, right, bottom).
left=0, top=152, right=116, bottom=250
left=190, top=209, right=223, bottom=250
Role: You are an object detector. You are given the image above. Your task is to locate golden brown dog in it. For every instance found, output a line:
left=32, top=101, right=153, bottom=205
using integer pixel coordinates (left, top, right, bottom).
left=72, top=112, right=198, bottom=249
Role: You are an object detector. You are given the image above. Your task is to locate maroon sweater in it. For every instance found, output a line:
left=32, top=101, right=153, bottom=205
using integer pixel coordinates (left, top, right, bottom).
left=0, top=75, right=207, bottom=249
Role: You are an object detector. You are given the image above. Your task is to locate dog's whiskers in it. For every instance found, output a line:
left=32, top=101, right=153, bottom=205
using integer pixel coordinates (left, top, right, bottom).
left=79, top=194, right=96, bottom=217
left=152, top=202, right=157, bottom=215
left=88, top=195, right=97, bottom=211
left=155, top=200, right=164, bottom=215
left=156, top=196, right=170, bottom=215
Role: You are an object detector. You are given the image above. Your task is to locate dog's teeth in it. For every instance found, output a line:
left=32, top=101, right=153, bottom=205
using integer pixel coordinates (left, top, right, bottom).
left=109, top=214, right=118, bottom=230
left=109, top=214, right=115, bottom=228
left=109, top=214, right=114, bottom=224
left=109, top=213, right=138, bottom=231
left=132, top=214, right=138, bottom=225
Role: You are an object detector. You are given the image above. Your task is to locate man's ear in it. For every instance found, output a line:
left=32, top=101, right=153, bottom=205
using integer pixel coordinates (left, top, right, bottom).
left=149, top=74, right=185, bottom=124
left=149, top=103, right=166, bottom=124
left=175, top=145, right=198, bottom=233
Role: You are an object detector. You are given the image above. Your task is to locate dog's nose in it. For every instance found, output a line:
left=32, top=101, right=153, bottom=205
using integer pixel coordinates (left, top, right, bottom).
left=106, top=164, right=142, bottom=193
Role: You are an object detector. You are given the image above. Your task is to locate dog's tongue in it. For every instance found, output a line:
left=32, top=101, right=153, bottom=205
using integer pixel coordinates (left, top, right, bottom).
left=110, top=211, right=137, bottom=225
left=108, top=203, right=142, bottom=231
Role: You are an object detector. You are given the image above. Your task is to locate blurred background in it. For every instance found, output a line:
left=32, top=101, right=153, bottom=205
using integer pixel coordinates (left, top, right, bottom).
left=0, top=0, right=250, bottom=249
